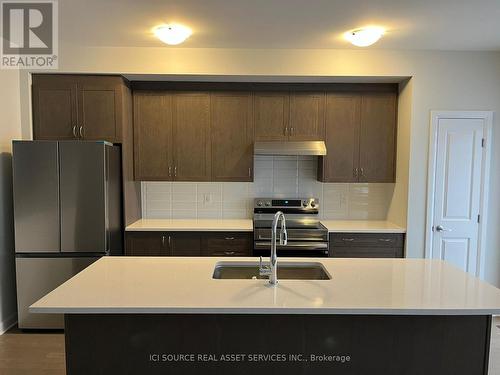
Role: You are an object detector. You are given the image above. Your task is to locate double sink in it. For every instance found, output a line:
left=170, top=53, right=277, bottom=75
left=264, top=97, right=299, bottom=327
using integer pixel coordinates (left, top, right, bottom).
left=213, top=262, right=331, bottom=280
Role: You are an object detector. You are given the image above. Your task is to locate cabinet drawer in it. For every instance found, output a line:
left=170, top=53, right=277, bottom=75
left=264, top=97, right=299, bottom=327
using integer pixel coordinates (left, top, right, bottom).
left=331, top=246, right=403, bottom=258
left=330, top=233, right=404, bottom=248
left=202, top=233, right=252, bottom=257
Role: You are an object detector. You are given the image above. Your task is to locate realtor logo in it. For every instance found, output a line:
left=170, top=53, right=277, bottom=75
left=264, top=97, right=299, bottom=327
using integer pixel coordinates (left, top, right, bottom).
left=1, top=0, right=58, bottom=69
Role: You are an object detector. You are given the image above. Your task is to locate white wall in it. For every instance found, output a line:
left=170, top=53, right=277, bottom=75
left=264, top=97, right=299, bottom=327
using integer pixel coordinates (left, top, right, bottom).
left=6, top=46, right=500, bottom=286
left=0, top=69, right=21, bottom=333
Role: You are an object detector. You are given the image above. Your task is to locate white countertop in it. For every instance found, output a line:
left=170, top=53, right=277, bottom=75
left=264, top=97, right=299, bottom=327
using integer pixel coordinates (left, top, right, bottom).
left=126, top=219, right=405, bottom=233
left=126, top=219, right=253, bottom=232
left=321, top=220, right=406, bottom=233
left=31, top=257, right=500, bottom=315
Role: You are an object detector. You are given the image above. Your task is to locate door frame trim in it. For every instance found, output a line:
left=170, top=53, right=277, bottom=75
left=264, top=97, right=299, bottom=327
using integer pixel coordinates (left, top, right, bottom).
left=424, top=111, right=493, bottom=277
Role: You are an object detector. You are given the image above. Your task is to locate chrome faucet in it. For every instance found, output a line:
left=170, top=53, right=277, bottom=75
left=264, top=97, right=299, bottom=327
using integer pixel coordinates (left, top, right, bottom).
left=259, top=211, right=287, bottom=285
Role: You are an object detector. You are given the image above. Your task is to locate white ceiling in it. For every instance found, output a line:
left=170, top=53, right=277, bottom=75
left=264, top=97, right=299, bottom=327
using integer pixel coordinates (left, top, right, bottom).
left=59, top=0, right=500, bottom=51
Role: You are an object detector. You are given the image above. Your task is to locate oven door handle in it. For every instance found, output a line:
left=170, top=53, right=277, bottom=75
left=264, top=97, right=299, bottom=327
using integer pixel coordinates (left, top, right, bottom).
left=255, top=241, right=329, bottom=250
left=257, top=235, right=326, bottom=241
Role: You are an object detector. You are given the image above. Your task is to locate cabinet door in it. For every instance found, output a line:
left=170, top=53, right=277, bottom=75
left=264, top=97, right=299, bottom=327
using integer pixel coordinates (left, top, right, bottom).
left=288, top=93, right=325, bottom=140
left=125, top=232, right=167, bottom=256
left=319, top=94, right=361, bottom=182
left=78, top=76, right=123, bottom=142
left=32, top=75, right=78, bottom=140
left=211, top=92, right=254, bottom=181
left=170, top=233, right=201, bottom=256
left=172, top=93, right=211, bottom=181
left=254, top=93, right=289, bottom=141
left=359, top=92, right=397, bottom=182
left=133, top=92, right=173, bottom=180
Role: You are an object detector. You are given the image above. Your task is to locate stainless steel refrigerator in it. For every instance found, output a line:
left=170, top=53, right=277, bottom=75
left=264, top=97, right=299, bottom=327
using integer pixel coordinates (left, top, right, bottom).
left=13, top=141, right=122, bottom=329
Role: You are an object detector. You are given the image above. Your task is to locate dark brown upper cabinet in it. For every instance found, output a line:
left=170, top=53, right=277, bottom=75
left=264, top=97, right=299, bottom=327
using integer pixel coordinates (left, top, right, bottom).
left=254, top=93, right=289, bottom=141
left=133, top=92, right=211, bottom=181
left=358, top=92, right=397, bottom=182
left=319, top=94, right=361, bottom=182
left=32, top=74, right=124, bottom=142
left=172, top=93, right=211, bottom=181
left=133, top=92, right=172, bottom=180
left=254, top=92, right=325, bottom=141
left=318, top=92, right=397, bottom=183
left=288, top=93, right=325, bottom=141
left=211, top=92, right=254, bottom=181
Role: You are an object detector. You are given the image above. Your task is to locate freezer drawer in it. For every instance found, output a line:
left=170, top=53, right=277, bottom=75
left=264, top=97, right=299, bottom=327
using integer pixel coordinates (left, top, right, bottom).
left=16, top=257, right=98, bottom=329
left=13, top=141, right=60, bottom=253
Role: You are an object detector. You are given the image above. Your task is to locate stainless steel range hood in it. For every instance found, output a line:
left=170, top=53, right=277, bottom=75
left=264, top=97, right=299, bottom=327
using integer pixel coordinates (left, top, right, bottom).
left=254, top=141, right=327, bottom=156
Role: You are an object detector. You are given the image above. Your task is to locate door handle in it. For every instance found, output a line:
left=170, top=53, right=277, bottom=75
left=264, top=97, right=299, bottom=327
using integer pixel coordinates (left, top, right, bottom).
left=79, top=126, right=83, bottom=138
left=435, top=225, right=452, bottom=232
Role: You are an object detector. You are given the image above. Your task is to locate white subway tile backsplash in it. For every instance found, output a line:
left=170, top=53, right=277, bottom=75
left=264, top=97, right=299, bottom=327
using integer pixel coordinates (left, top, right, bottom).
left=142, top=156, right=394, bottom=220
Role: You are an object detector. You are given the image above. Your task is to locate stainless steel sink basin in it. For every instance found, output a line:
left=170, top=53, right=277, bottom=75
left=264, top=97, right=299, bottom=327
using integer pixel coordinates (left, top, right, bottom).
left=212, top=262, right=331, bottom=280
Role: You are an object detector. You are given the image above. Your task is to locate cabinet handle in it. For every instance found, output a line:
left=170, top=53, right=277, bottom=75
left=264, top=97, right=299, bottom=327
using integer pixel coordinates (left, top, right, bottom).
left=224, top=237, right=235, bottom=240
left=72, top=125, right=77, bottom=138
left=79, top=126, right=83, bottom=138
left=290, top=127, right=294, bottom=136
left=284, top=126, right=288, bottom=136
left=379, top=238, right=393, bottom=242
left=224, top=251, right=236, bottom=255
left=353, top=168, right=358, bottom=178
left=168, top=166, right=172, bottom=177
left=360, top=167, right=365, bottom=177
left=168, top=235, right=172, bottom=256
left=161, top=235, right=166, bottom=246
left=342, top=238, right=355, bottom=242
left=248, top=167, right=251, bottom=177
left=174, top=166, right=177, bottom=177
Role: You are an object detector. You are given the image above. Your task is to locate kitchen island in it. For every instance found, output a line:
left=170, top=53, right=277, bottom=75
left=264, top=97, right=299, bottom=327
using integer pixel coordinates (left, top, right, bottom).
left=31, top=257, right=500, bottom=374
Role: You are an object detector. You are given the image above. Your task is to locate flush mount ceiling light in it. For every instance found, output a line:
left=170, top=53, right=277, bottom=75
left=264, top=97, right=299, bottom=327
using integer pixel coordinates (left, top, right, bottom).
left=153, top=24, right=192, bottom=45
left=344, top=26, right=385, bottom=47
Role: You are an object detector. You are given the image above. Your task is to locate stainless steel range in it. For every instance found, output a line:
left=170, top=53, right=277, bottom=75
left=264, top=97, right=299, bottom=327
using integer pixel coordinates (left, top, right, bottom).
left=253, top=198, right=329, bottom=257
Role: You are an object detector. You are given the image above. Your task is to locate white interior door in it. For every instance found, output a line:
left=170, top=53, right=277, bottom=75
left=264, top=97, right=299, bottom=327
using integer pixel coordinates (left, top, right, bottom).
left=430, top=117, right=485, bottom=274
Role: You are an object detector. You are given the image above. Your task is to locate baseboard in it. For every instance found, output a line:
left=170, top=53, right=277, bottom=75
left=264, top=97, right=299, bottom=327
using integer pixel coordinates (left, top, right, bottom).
left=0, top=313, right=17, bottom=335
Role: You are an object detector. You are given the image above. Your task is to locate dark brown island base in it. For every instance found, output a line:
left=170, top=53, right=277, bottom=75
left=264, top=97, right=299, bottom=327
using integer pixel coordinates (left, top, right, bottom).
left=31, top=257, right=500, bottom=375
left=64, top=314, right=491, bottom=375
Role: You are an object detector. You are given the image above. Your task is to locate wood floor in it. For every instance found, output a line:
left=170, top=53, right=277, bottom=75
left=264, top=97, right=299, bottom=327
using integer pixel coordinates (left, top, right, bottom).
left=0, top=326, right=65, bottom=375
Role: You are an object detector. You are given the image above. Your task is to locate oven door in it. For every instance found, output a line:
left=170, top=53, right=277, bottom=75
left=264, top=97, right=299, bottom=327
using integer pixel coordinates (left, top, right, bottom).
left=253, top=241, right=329, bottom=257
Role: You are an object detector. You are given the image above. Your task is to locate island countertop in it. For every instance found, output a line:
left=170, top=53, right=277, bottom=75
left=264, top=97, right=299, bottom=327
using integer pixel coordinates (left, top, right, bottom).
left=31, top=257, right=500, bottom=315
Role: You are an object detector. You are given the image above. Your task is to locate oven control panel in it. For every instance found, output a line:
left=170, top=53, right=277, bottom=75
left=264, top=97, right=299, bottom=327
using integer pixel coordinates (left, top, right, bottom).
left=254, top=198, right=319, bottom=210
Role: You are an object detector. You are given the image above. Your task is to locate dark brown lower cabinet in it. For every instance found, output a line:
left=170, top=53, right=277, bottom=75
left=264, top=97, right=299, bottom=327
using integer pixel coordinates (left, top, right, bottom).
left=125, top=231, right=252, bottom=257
left=201, top=233, right=253, bottom=256
left=329, top=233, right=405, bottom=258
